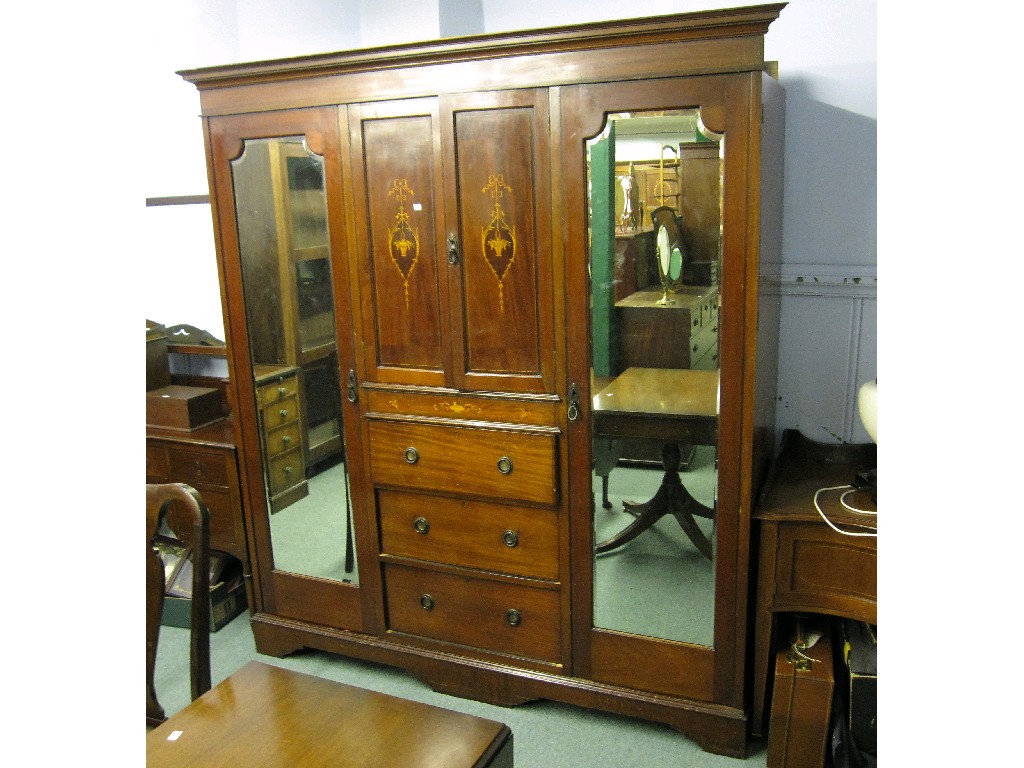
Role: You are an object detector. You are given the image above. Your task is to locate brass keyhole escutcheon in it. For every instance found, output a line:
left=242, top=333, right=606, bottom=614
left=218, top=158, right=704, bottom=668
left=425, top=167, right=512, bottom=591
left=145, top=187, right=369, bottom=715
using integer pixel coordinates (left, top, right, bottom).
left=413, top=517, right=430, bottom=534
left=420, top=594, right=434, bottom=610
left=502, top=530, right=519, bottom=548
left=447, top=233, right=459, bottom=265
left=497, top=456, right=513, bottom=475
left=404, top=447, right=419, bottom=464
left=505, top=608, right=522, bottom=627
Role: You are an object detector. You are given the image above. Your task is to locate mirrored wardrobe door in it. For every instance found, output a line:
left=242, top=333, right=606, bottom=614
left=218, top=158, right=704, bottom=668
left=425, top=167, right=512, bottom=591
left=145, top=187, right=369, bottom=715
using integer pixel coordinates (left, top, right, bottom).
left=209, top=107, right=369, bottom=630
left=564, top=74, right=753, bottom=703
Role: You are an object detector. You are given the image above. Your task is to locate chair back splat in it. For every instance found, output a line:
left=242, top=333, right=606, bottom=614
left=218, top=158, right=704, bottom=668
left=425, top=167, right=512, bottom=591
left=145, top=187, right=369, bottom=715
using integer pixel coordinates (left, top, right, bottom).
left=146, top=483, right=212, bottom=727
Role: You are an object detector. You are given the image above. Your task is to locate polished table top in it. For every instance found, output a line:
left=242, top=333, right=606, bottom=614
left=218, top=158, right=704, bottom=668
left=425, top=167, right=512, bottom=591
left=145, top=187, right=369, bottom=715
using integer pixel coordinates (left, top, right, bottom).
left=147, top=661, right=512, bottom=767
left=592, top=367, right=719, bottom=444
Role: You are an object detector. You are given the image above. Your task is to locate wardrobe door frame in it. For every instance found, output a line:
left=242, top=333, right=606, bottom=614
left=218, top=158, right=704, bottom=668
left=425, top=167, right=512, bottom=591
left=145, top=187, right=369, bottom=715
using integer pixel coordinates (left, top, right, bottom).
left=206, top=106, right=378, bottom=632
left=562, top=72, right=759, bottom=707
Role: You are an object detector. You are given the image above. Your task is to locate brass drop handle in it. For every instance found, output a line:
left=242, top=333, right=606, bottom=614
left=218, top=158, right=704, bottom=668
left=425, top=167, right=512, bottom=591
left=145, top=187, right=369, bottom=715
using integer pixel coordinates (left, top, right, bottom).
left=505, top=608, right=522, bottom=627
left=420, top=594, right=434, bottom=610
left=413, top=517, right=430, bottom=534
left=502, top=530, right=519, bottom=548
left=567, top=383, right=580, bottom=422
left=447, top=233, right=459, bottom=265
left=405, top=447, right=419, bottom=464
left=497, top=456, right=513, bottom=475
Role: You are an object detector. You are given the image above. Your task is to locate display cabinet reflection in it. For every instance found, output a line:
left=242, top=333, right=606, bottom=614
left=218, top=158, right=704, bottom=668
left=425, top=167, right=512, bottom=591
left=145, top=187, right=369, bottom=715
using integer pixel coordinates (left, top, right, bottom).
left=231, top=136, right=357, bottom=584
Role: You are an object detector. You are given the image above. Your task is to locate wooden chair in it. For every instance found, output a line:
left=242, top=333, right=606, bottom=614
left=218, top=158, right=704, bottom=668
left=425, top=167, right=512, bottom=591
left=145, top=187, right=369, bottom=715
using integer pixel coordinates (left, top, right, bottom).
left=146, top=483, right=212, bottom=727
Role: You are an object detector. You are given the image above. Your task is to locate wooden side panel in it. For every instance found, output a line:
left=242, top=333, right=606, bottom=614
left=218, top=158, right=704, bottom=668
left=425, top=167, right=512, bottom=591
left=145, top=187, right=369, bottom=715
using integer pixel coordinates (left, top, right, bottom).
left=350, top=103, right=447, bottom=387
left=445, top=92, right=553, bottom=394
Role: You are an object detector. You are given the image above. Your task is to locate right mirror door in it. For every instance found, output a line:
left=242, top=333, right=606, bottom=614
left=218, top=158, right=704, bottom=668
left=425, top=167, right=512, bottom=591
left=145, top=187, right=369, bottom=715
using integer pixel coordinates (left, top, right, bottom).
left=564, top=73, right=751, bottom=703
left=588, top=108, right=722, bottom=648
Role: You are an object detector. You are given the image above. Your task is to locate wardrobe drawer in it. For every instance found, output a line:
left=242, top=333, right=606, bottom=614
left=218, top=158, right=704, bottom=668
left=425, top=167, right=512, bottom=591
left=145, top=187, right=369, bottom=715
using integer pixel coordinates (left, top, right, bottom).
left=262, top=395, right=300, bottom=429
left=368, top=420, right=557, bottom=505
left=383, top=562, right=561, bottom=663
left=268, top=447, right=305, bottom=495
left=379, top=490, right=559, bottom=580
left=167, top=446, right=230, bottom=488
left=264, top=421, right=302, bottom=458
left=258, top=376, right=299, bottom=405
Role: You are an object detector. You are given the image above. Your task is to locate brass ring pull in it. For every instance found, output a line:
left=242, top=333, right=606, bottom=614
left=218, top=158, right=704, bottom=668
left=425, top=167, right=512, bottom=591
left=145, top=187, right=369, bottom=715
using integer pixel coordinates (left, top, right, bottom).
left=497, top=456, right=513, bottom=475
left=420, top=594, right=434, bottom=610
left=413, top=517, right=430, bottom=534
left=505, top=608, right=522, bottom=627
left=405, top=447, right=419, bottom=464
left=502, top=530, right=519, bottom=548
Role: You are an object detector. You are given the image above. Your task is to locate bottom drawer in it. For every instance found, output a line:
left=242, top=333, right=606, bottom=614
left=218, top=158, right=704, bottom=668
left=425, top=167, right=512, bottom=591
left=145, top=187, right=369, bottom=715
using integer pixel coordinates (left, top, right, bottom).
left=383, top=562, right=561, bottom=664
left=268, top=447, right=305, bottom=495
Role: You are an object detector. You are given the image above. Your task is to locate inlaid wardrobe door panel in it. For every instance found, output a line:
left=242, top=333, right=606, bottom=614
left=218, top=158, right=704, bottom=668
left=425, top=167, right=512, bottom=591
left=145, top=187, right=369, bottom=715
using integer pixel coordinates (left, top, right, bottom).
left=442, top=90, right=554, bottom=395
left=349, top=100, right=450, bottom=387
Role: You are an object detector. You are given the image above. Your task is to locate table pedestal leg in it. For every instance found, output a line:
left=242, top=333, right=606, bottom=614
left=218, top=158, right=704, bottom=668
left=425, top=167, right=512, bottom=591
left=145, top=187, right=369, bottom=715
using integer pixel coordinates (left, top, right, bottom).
left=595, top=442, right=714, bottom=559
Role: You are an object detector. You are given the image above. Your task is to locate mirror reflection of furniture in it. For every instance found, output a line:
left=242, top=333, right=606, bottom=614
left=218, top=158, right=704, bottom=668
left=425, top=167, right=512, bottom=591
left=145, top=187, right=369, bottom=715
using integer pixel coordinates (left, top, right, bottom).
left=592, top=367, right=719, bottom=558
left=146, top=483, right=211, bottom=728
left=651, top=206, right=685, bottom=305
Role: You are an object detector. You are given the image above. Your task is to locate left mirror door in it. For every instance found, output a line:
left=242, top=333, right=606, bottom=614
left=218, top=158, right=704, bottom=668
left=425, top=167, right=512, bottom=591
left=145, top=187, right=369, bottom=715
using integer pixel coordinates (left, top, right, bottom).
left=212, top=109, right=368, bottom=632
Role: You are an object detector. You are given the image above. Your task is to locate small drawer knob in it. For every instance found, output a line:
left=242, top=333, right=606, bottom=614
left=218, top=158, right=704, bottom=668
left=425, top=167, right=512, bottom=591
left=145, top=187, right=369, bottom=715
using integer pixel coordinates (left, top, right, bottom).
left=284, top=466, right=293, bottom=475
left=404, top=447, right=419, bottom=464
left=279, top=409, right=288, bottom=418
left=282, top=435, right=291, bottom=445
left=496, top=456, right=513, bottom=475
left=278, top=386, right=287, bottom=396
left=502, top=530, right=519, bottom=548
left=505, top=608, right=522, bottom=627
left=420, top=594, right=434, bottom=610
left=413, top=517, right=430, bottom=535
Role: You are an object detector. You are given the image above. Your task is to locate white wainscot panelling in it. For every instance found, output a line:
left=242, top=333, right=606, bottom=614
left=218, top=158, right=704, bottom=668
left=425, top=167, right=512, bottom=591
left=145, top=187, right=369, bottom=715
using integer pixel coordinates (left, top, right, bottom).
left=767, top=264, right=877, bottom=445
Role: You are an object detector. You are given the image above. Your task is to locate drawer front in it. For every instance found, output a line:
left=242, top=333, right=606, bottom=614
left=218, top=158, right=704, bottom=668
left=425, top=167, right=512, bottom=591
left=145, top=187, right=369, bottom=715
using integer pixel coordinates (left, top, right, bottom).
left=368, top=420, right=558, bottom=505
left=201, top=487, right=240, bottom=553
left=262, top=395, right=300, bottom=429
left=268, top=447, right=305, bottom=495
left=383, top=562, right=561, bottom=663
left=146, top=442, right=169, bottom=481
left=775, top=524, right=877, bottom=622
left=167, top=446, right=230, bottom=488
left=265, top=421, right=302, bottom=458
left=258, top=376, right=299, bottom=406
left=690, top=321, right=718, bottom=366
left=379, top=490, right=558, bottom=580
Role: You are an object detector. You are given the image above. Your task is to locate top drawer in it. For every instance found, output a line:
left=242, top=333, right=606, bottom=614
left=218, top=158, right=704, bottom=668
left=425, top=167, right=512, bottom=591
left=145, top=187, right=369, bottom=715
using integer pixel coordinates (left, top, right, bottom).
left=368, top=420, right=558, bottom=506
left=258, top=375, right=299, bottom=406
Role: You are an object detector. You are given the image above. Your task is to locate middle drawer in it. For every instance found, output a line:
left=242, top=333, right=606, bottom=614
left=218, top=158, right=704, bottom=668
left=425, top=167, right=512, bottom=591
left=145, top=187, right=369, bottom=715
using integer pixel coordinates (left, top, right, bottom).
left=379, top=490, right=558, bottom=580
left=368, top=420, right=558, bottom=506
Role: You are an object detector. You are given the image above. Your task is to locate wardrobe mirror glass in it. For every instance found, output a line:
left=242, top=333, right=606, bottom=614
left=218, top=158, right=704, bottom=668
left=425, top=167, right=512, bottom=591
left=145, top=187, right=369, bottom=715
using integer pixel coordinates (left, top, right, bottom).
left=587, top=109, right=721, bottom=647
left=231, top=136, right=358, bottom=585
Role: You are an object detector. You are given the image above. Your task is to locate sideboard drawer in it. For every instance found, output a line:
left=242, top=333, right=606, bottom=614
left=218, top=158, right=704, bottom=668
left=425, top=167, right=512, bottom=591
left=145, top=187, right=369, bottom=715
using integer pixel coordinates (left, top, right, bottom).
left=368, top=420, right=558, bottom=505
left=774, top=523, right=877, bottom=620
left=379, top=490, right=559, bottom=580
left=383, top=562, right=561, bottom=663
left=168, top=445, right=230, bottom=487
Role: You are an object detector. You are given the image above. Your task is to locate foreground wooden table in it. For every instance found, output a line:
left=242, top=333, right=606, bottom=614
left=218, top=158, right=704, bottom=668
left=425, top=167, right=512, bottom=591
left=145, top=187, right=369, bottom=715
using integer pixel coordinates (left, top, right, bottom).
left=147, top=661, right=513, bottom=767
